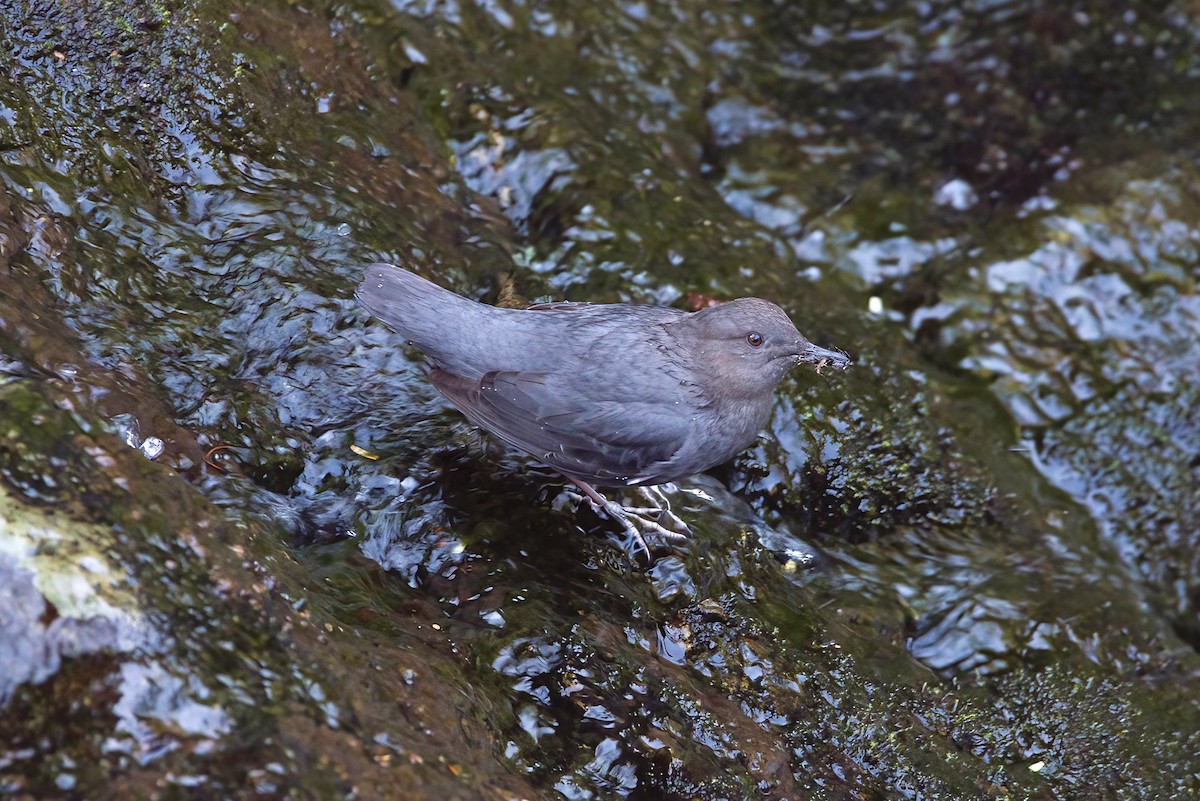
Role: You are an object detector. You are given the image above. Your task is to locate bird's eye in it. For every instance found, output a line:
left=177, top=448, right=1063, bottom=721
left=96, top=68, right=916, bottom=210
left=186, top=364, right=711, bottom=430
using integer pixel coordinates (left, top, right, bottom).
left=747, top=332, right=764, bottom=347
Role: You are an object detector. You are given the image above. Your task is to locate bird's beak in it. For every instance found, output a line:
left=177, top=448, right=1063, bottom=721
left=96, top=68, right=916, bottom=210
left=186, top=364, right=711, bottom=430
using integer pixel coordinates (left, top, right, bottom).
left=794, top=342, right=852, bottom=372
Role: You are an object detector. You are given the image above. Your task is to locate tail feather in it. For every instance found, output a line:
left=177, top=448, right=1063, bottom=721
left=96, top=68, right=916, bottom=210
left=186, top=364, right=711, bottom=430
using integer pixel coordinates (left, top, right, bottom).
left=356, top=264, right=507, bottom=378
left=357, top=264, right=467, bottom=334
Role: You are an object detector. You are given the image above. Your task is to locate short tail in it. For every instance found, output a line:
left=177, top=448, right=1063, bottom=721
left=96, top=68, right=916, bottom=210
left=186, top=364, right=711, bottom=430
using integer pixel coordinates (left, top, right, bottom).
left=356, top=264, right=473, bottom=336
left=356, top=264, right=506, bottom=377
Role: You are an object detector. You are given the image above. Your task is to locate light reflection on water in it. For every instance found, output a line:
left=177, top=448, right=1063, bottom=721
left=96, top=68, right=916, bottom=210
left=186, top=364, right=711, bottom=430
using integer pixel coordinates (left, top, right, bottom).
left=3, top=0, right=1200, bottom=796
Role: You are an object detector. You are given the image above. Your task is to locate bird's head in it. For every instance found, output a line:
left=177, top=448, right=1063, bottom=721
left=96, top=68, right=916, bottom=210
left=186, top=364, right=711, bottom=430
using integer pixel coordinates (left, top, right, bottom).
left=680, top=298, right=850, bottom=400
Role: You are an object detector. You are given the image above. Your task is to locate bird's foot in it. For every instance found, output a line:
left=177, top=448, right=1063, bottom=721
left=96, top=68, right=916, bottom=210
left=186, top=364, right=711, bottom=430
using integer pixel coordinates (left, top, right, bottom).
left=561, top=480, right=691, bottom=562
left=618, top=484, right=691, bottom=542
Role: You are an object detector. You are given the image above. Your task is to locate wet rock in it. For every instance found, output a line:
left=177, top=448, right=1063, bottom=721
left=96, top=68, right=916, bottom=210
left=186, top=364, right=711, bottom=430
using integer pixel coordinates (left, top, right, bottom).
left=4, top=0, right=1200, bottom=797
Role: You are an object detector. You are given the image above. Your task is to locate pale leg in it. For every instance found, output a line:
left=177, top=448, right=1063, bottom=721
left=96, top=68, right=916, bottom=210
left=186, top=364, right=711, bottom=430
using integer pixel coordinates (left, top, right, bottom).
left=566, top=479, right=691, bottom=561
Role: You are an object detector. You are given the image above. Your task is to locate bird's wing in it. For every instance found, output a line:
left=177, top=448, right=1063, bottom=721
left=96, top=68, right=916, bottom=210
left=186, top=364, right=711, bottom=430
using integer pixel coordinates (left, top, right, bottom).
left=429, top=367, right=692, bottom=486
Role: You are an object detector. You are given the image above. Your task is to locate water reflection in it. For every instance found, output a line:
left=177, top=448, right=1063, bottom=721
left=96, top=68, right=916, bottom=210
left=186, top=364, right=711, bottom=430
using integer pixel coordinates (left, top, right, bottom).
left=3, top=0, right=1200, bottom=796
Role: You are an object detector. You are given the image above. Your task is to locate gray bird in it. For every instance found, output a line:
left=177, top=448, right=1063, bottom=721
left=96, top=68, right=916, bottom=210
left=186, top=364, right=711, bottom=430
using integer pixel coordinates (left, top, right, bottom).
left=356, top=264, right=849, bottom=553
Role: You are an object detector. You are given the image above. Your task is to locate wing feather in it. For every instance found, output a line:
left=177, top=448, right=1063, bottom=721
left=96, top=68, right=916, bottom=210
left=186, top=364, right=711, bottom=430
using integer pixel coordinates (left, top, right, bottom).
left=430, top=368, right=691, bottom=486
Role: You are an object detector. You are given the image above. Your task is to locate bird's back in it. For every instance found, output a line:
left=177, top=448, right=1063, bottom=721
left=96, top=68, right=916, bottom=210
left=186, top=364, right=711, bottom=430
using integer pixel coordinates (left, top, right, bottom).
left=355, top=264, right=684, bottom=379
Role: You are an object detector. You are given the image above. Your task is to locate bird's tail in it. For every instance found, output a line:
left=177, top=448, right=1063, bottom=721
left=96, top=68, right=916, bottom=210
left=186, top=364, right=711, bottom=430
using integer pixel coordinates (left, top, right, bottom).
left=356, top=263, right=505, bottom=377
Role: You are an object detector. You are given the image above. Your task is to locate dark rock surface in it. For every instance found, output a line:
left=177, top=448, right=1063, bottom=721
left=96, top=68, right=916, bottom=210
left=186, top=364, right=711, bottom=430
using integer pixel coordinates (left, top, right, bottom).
left=2, top=0, right=1199, bottom=798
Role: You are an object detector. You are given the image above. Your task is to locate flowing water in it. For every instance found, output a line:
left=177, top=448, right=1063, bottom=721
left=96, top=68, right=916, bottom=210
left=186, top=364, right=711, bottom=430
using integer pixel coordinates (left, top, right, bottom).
left=2, top=1, right=1199, bottom=798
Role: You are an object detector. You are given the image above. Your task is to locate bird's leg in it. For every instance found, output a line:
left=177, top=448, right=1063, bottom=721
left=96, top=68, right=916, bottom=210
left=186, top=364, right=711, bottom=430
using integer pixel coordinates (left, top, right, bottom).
left=567, top=479, right=651, bottom=560
left=566, top=479, right=690, bottom=561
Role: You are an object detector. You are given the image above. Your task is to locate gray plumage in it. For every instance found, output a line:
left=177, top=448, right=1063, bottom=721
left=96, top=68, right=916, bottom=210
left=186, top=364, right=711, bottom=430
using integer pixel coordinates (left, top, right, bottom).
left=356, top=263, right=849, bottom=488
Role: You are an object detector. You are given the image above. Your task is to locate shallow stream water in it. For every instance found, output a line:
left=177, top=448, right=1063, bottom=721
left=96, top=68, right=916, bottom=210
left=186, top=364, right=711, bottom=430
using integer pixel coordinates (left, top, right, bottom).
left=2, top=1, right=1199, bottom=798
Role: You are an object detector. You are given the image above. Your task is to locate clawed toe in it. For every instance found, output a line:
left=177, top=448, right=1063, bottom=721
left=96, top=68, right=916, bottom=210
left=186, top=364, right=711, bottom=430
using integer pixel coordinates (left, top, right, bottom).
left=559, top=479, right=692, bottom=562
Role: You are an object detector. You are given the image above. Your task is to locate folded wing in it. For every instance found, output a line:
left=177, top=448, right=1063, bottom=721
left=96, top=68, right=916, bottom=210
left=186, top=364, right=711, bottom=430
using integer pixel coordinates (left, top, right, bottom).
left=430, top=368, right=693, bottom=486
